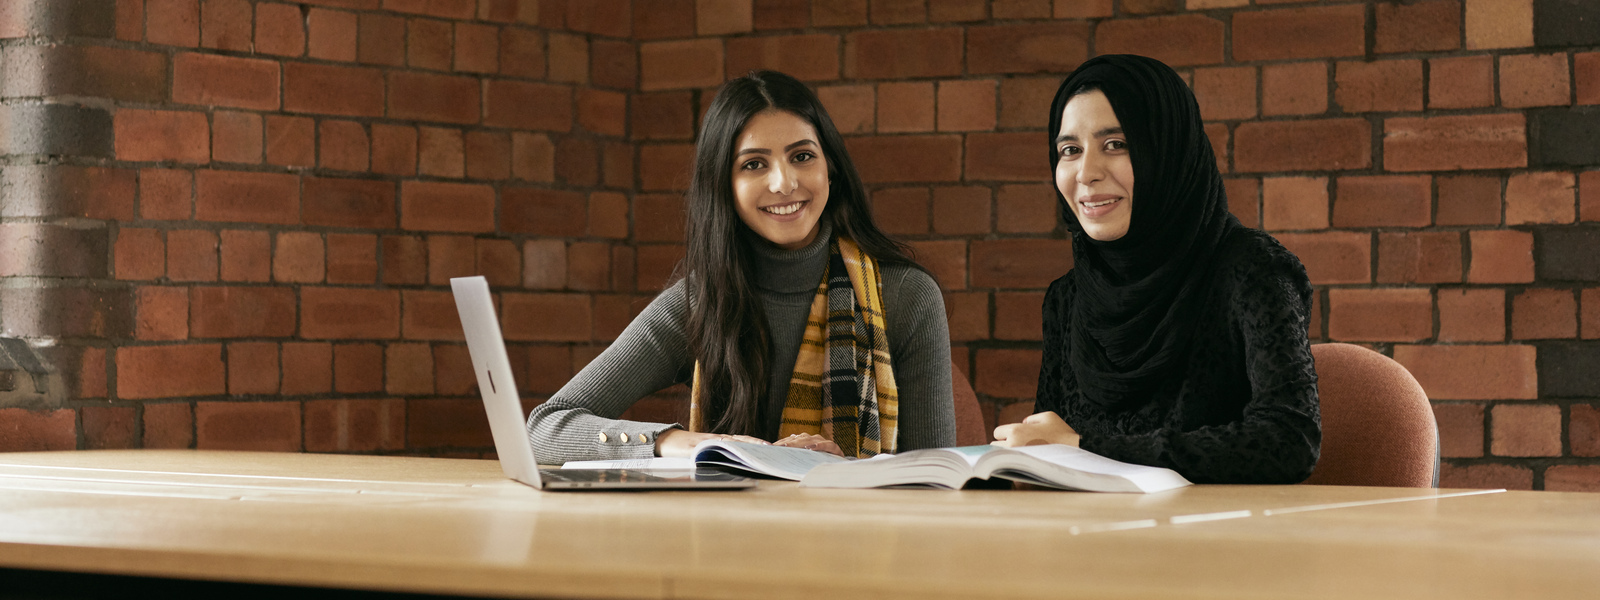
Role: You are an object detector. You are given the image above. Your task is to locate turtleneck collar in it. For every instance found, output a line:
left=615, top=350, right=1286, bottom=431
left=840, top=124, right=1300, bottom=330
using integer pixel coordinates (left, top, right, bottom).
left=747, top=219, right=833, bottom=293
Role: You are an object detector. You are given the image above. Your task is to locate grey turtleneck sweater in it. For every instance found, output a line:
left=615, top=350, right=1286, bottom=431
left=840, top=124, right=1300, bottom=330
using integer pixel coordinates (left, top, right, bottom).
left=525, top=222, right=955, bottom=463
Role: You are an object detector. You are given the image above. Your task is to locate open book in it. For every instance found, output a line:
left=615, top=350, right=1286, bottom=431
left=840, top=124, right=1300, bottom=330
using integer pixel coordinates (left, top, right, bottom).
left=559, top=440, right=847, bottom=480
left=798, top=444, right=1192, bottom=493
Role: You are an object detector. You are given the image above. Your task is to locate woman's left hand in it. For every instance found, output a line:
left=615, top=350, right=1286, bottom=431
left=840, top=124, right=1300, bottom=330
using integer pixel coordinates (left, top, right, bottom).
left=992, top=412, right=1081, bottom=448
left=773, top=433, right=844, bottom=457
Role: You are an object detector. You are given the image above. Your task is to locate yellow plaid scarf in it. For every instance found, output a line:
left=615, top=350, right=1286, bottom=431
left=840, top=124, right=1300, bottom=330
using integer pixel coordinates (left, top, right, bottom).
left=689, top=236, right=898, bottom=457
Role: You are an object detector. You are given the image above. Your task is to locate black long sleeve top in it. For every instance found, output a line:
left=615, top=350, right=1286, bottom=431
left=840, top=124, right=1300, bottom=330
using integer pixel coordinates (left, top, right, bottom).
left=1035, top=228, right=1321, bottom=484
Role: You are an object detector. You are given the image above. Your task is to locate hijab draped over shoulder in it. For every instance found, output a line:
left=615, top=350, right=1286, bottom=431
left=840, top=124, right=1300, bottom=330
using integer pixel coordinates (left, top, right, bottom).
left=1049, top=54, right=1242, bottom=412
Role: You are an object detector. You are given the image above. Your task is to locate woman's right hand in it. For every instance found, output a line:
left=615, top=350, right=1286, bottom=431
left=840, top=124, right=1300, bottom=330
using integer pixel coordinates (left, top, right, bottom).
left=654, top=429, right=770, bottom=457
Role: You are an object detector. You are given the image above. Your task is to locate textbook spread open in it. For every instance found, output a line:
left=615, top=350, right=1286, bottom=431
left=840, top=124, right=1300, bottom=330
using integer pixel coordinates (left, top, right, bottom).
left=799, top=444, right=1193, bottom=493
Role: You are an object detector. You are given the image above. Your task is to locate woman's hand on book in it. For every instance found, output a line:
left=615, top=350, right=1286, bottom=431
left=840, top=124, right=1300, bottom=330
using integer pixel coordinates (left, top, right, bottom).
left=655, top=429, right=769, bottom=457
left=773, top=433, right=844, bottom=457
left=992, top=412, right=1081, bottom=448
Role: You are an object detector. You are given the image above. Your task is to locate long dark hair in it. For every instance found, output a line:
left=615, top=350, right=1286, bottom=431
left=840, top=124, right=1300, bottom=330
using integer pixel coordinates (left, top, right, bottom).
left=681, top=70, right=922, bottom=436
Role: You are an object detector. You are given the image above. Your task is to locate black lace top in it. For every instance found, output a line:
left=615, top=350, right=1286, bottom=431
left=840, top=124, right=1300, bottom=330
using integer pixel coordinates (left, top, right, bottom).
left=1035, top=228, right=1321, bottom=484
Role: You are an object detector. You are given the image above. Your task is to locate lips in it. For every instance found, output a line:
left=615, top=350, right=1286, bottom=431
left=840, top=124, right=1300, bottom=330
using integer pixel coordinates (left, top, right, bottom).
left=1077, top=194, right=1122, bottom=219
left=760, top=200, right=808, bottom=220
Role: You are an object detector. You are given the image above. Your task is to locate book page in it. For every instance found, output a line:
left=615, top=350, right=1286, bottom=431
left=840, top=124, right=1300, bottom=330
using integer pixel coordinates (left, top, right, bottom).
left=694, top=440, right=848, bottom=480
left=560, top=458, right=695, bottom=470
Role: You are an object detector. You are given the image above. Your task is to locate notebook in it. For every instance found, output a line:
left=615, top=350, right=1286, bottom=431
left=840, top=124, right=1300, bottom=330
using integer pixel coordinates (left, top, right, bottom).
left=450, top=276, right=755, bottom=491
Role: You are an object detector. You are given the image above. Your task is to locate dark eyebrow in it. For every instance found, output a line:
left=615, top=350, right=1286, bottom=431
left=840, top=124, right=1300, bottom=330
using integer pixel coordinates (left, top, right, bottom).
left=1054, top=127, right=1125, bottom=145
left=737, top=139, right=818, bottom=157
left=786, top=139, right=818, bottom=151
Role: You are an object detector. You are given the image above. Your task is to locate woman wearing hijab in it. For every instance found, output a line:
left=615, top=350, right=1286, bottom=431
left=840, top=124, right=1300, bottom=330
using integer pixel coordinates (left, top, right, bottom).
left=524, top=70, right=954, bottom=463
left=992, top=55, right=1320, bottom=484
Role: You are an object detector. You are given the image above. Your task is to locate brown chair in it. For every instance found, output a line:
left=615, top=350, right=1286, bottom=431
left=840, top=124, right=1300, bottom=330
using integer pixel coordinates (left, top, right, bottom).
left=1303, top=343, right=1438, bottom=488
left=952, top=361, right=989, bottom=446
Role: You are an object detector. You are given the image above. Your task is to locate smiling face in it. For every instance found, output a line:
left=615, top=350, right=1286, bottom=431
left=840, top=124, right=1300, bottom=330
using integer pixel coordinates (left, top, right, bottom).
left=1054, top=89, right=1135, bottom=242
left=731, top=109, right=830, bottom=250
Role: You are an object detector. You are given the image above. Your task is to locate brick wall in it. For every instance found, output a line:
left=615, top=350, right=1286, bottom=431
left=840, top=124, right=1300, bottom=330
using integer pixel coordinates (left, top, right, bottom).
left=2, top=0, right=1597, bottom=491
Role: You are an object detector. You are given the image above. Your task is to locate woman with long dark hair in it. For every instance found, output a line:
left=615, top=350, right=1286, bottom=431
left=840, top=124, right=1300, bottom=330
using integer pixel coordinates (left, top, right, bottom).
left=526, top=70, right=954, bottom=462
left=992, top=55, right=1320, bottom=484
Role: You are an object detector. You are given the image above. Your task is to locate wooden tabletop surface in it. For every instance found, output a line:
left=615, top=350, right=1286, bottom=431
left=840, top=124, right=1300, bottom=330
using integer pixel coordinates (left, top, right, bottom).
left=1, top=450, right=1596, bottom=599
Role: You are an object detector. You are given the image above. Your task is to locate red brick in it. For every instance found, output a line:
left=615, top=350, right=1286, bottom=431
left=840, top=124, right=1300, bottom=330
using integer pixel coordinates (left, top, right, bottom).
left=1436, top=175, right=1502, bottom=226
left=378, top=343, right=432, bottom=396
left=547, top=32, right=589, bottom=84
left=406, top=17, right=451, bottom=70
left=1429, top=55, right=1496, bottom=110
left=399, top=182, right=494, bottom=233
left=1225, top=177, right=1261, bottom=229
left=638, top=143, right=694, bottom=191
left=1327, top=288, right=1433, bottom=342
left=640, top=39, right=724, bottom=91
left=118, top=344, right=225, bottom=399
left=1335, top=59, right=1423, bottom=113
left=305, top=399, right=405, bottom=452
left=1578, top=52, right=1600, bottom=106
left=968, top=22, right=1092, bottom=75
left=907, top=240, right=966, bottom=290
left=1235, top=119, right=1370, bottom=173
left=1587, top=288, right=1600, bottom=340
left=1573, top=403, right=1600, bottom=456
left=612, top=246, right=637, bottom=291
left=1393, top=344, right=1537, bottom=400
left=1192, top=66, right=1256, bottom=121
left=1545, top=466, right=1600, bottom=492
left=146, top=0, right=199, bottom=47
left=1383, top=114, right=1527, bottom=172
left=255, top=3, right=305, bottom=56
left=813, top=0, right=868, bottom=26
left=876, top=82, right=934, bottom=133
left=200, top=0, right=252, bottom=51
left=174, top=53, right=279, bottom=110
left=418, top=126, right=465, bottom=178
left=1584, top=171, right=1600, bottom=223
left=577, top=89, right=627, bottom=137
left=284, top=62, right=384, bottom=117
left=633, top=193, right=686, bottom=243
left=593, top=38, right=638, bottom=91
left=991, top=0, right=1049, bottom=18
left=472, top=239, right=519, bottom=288
left=942, top=291, right=987, bottom=342
left=930, top=186, right=992, bottom=235
left=301, top=287, right=401, bottom=339
left=136, top=287, right=188, bottom=341
left=318, top=120, right=368, bottom=172
left=484, top=80, right=572, bottom=132
left=195, top=401, right=301, bottom=451
left=844, top=28, right=963, bottom=79
left=974, top=349, right=1042, bottom=398
left=426, top=235, right=475, bottom=286
left=0, top=409, right=77, bottom=451
left=225, top=341, right=279, bottom=395
left=995, top=184, right=1056, bottom=234
left=116, top=229, right=164, bottom=281
left=1261, top=62, right=1327, bottom=117
left=139, top=168, right=193, bottom=220
left=403, top=290, right=464, bottom=341
left=636, top=244, right=686, bottom=291
left=452, top=22, right=498, bottom=74
left=938, top=80, right=997, bottom=132
left=1095, top=15, right=1221, bottom=68
left=219, top=230, right=270, bottom=282
left=501, top=293, right=592, bottom=342
left=522, top=240, right=567, bottom=290
left=195, top=170, right=299, bottom=225
left=847, top=136, right=964, bottom=186
left=327, top=233, right=377, bottom=284
left=271, top=232, right=323, bottom=283
left=1433, top=402, right=1484, bottom=458
left=407, top=398, right=492, bottom=448
left=1377, top=232, right=1462, bottom=284
left=876, top=187, right=933, bottom=235
left=726, top=34, right=839, bottom=82
left=166, top=229, right=219, bottom=282
left=567, top=242, right=613, bottom=292
left=1374, top=0, right=1461, bottom=53
left=970, top=239, right=1073, bottom=289
left=996, top=77, right=1057, bottom=130
left=302, top=177, right=395, bottom=229
left=265, top=115, right=316, bottom=168
left=1490, top=404, right=1561, bottom=457
left=869, top=0, right=924, bottom=24
left=500, top=26, right=546, bottom=79
left=389, top=71, right=480, bottom=125
left=385, top=0, right=474, bottom=18
left=635, top=0, right=695, bottom=39
left=371, top=123, right=417, bottom=175
left=605, top=140, right=634, bottom=190
left=629, top=92, right=693, bottom=142
left=82, top=406, right=136, bottom=450
left=566, top=0, right=630, bottom=36
left=1272, top=232, right=1371, bottom=284
left=210, top=111, right=261, bottom=164
left=1439, top=463, right=1531, bottom=490
left=1233, top=5, right=1365, bottom=61
left=382, top=235, right=427, bottom=285
left=1333, top=175, right=1432, bottom=228
left=994, top=291, right=1044, bottom=341
left=587, top=191, right=629, bottom=239
left=1505, top=171, right=1575, bottom=225
left=140, top=403, right=193, bottom=448
left=1500, top=53, right=1570, bottom=109
left=965, top=132, right=1040, bottom=182
left=190, top=286, right=296, bottom=338
left=503, top=190, right=588, bottom=239
left=463, top=130, right=511, bottom=181
left=281, top=342, right=332, bottom=395
left=303, top=8, right=356, bottom=61
left=929, top=0, right=988, bottom=21
left=1204, top=123, right=1229, bottom=173
left=1512, top=288, right=1576, bottom=340
left=1262, top=176, right=1328, bottom=231
left=115, top=109, right=209, bottom=164
left=359, top=13, right=406, bottom=66
left=1467, top=230, right=1534, bottom=284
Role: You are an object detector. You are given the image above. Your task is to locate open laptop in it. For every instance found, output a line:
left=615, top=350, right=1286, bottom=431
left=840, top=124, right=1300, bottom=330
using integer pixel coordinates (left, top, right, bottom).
left=451, top=276, right=755, bottom=491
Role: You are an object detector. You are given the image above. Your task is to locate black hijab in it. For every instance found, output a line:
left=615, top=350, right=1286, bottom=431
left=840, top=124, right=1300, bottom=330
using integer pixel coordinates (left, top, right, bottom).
left=1048, top=54, right=1240, bottom=412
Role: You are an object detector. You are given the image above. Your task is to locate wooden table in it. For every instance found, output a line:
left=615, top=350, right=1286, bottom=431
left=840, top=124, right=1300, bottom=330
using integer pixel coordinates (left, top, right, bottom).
left=1, top=450, right=1596, bottom=599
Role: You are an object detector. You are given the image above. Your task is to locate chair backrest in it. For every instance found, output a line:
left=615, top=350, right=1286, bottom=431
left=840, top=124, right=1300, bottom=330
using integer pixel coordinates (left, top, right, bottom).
left=951, top=361, right=988, bottom=446
left=1303, top=343, right=1438, bottom=488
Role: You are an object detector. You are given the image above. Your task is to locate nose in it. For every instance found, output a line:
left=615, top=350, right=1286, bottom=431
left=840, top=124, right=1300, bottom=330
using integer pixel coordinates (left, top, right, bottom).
left=1076, top=151, right=1105, bottom=186
left=768, top=161, right=797, bottom=195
